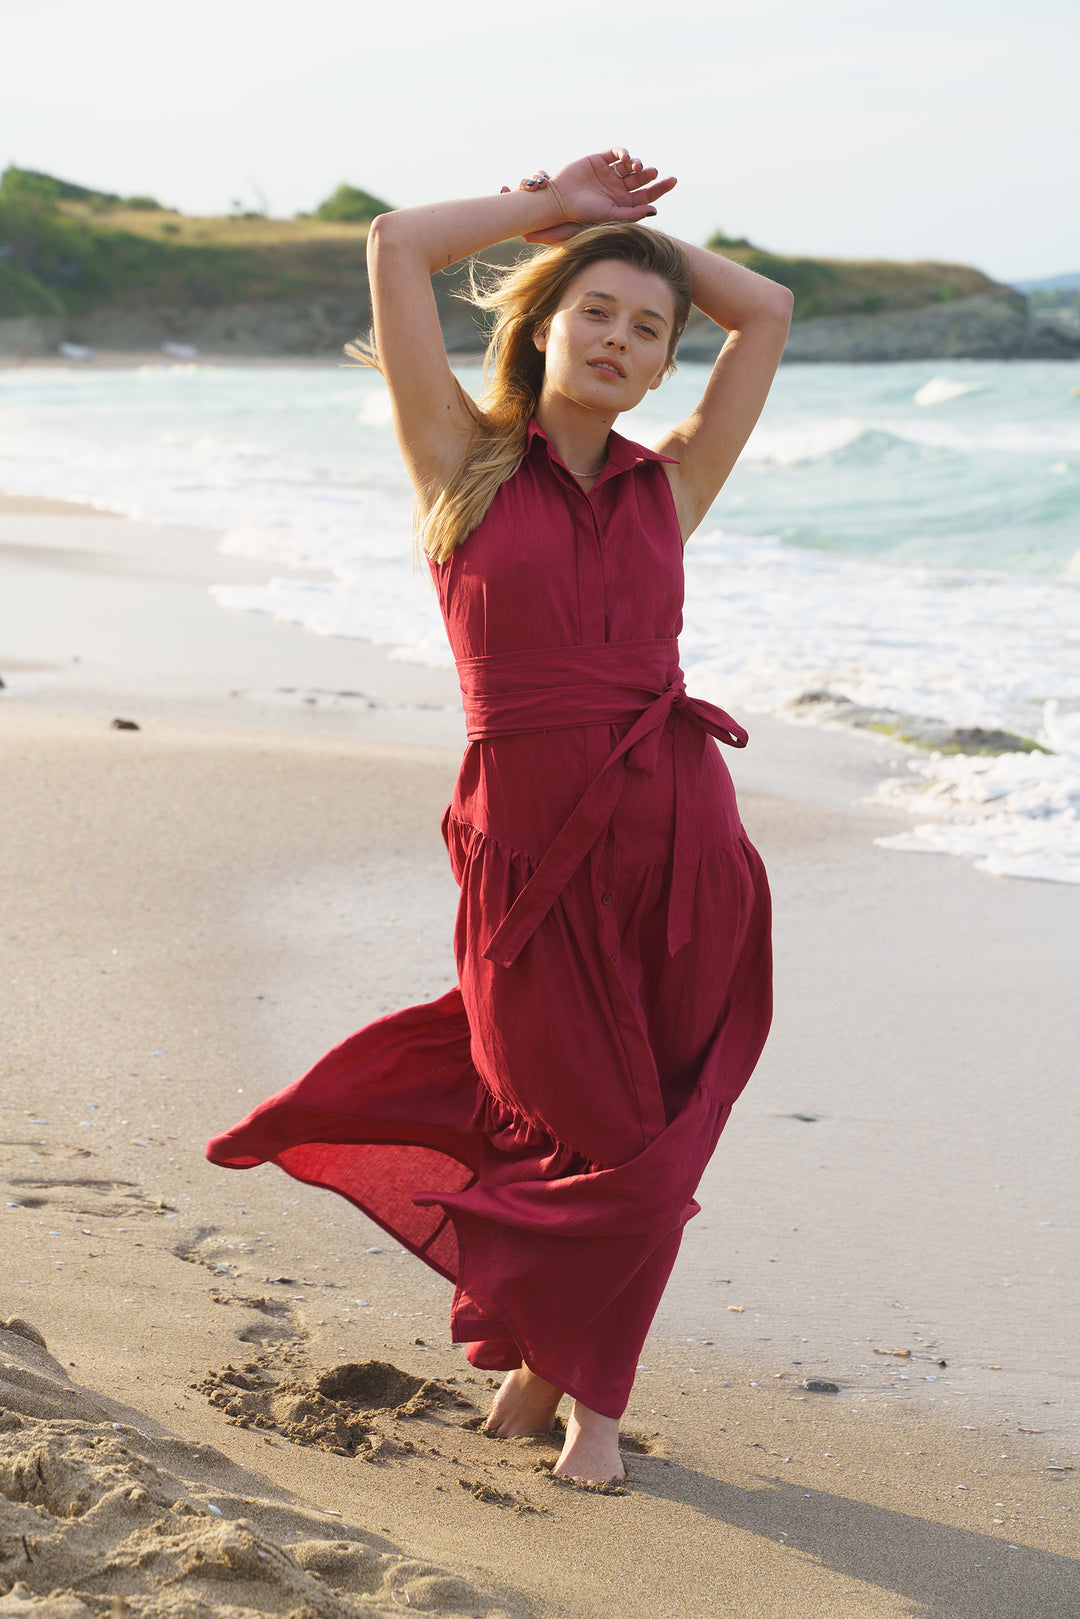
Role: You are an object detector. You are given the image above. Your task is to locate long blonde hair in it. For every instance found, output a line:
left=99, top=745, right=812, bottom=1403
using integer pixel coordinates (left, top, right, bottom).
left=352, top=224, right=693, bottom=562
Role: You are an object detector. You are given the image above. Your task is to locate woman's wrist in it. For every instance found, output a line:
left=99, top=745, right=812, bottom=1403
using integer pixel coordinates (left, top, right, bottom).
left=371, top=149, right=672, bottom=276
left=370, top=187, right=569, bottom=274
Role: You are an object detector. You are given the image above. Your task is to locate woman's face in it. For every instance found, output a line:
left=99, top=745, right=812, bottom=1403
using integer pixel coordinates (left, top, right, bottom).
left=533, top=258, right=676, bottom=417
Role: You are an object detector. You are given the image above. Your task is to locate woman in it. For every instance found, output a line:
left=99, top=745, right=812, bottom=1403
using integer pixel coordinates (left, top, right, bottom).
left=207, top=148, right=792, bottom=1484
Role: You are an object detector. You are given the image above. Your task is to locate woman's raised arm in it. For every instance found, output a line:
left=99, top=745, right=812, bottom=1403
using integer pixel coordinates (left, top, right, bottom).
left=655, top=243, right=794, bottom=543
left=366, top=151, right=676, bottom=509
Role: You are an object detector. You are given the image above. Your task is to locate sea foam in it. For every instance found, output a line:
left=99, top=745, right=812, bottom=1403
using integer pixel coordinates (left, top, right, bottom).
left=3, top=358, right=1079, bottom=886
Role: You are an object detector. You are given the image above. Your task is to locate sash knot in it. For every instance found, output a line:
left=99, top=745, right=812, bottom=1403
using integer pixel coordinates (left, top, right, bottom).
left=453, top=641, right=746, bottom=968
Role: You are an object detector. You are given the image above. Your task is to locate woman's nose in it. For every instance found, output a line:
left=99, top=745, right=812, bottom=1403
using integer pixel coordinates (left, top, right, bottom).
left=604, top=330, right=629, bottom=351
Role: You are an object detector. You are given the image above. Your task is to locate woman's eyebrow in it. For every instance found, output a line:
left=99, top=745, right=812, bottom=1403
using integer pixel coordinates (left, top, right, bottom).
left=581, top=290, right=669, bottom=325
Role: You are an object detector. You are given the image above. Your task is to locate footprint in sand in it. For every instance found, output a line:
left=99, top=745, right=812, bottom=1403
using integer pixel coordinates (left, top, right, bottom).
left=194, top=1355, right=475, bottom=1460
left=1, top=1134, right=176, bottom=1220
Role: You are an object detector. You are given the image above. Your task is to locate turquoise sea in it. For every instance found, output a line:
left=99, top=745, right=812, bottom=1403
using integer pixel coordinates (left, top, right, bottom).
left=1, top=357, right=1078, bottom=881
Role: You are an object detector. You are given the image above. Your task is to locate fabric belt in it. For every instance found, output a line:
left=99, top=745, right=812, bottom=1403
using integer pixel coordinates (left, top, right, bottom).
left=454, top=639, right=748, bottom=967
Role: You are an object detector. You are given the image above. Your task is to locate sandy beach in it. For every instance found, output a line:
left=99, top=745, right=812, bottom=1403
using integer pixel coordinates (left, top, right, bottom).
left=1, top=492, right=1077, bottom=1617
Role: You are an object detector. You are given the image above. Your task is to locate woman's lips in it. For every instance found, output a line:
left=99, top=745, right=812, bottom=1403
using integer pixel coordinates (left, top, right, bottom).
left=588, top=358, right=626, bottom=378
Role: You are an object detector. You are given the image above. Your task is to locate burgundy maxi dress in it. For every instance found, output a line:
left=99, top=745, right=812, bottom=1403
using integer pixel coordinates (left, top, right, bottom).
left=206, top=421, right=772, bottom=1420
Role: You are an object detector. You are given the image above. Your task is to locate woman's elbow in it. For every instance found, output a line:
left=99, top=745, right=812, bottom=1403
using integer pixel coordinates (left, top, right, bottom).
left=771, top=283, right=796, bottom=325
left=366, top=211, right=409, bottom=274
left=366, top=212, right=397, bottom=253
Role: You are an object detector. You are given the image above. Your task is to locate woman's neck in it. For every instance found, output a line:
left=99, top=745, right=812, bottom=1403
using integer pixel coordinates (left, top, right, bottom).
left=534, top=398, right=615, bottom=483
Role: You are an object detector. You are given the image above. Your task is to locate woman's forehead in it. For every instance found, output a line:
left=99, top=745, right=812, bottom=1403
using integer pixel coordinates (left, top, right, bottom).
left=563, top=259, right=675, bottom=316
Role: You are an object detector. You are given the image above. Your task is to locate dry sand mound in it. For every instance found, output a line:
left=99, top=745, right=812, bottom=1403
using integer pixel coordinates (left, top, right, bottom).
left=0, top=1320, right=510, bottom=1617
left=195, top=1356, right=475, bottom=1460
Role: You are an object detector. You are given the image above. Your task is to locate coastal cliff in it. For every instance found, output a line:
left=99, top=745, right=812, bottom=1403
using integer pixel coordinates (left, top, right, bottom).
left=6, top=275, right=1078, bottom=365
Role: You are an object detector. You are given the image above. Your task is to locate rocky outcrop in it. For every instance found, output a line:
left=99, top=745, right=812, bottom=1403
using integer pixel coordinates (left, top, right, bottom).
left=66, top=298, right=370, bottom=356
left=0, top=274, right=484, bottom=359
left=0, top=302, right=367, bottom=357
left=6, top=290, right=1080, bottom=365
left=678, top=293, right=1080, bottom=365
left=0, top=313, right=65, bottom=356
left=781, top=294, right=1080, bottom=362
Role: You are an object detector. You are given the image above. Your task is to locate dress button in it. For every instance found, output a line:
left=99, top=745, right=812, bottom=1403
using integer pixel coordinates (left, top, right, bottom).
left=601, top=893, right=613, bottom=906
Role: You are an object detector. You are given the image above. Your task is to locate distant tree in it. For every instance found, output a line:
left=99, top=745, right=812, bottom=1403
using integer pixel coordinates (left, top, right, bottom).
left=122, top=195, right=165, bottom=211
left=310, top=183, right=392, bottom=223
left=706, top=228, right=754, bottom=251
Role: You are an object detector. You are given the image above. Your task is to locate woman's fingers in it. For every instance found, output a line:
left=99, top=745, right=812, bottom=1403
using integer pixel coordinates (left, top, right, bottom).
left=500, top=172, right=551, bottom=195
left=634, top=171, right=679, bottom=205
left=604, top=146, right=651, bottom=177
left=602, top=149, right=677, bottom=205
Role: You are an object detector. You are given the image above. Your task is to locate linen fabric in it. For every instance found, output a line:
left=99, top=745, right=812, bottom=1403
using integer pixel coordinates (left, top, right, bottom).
left=206, top=421, right=773, bottom=1418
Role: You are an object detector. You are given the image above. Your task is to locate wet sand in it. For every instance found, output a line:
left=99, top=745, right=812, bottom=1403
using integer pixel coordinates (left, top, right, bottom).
left=0, top=494, right=1076, bottom=1617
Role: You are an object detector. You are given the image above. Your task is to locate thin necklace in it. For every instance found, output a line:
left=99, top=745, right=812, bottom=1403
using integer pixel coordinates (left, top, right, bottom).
left=568, top=465, right=603, bottom=477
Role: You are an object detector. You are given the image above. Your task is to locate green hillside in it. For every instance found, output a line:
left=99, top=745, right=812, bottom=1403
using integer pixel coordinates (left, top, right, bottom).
left=0, top=166, right=378, bottom=319
left=704, top=229, right=1013, bottom=321
left=0, top=166, right=1016, bottom=332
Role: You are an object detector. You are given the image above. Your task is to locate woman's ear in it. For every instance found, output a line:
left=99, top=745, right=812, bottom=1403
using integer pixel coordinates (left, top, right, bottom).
left=532, top=324, right=548, bottom=353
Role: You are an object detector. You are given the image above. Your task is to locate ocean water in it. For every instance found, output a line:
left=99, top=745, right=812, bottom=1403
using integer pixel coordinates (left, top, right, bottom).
left=1, top=357, right=1078, bottom=883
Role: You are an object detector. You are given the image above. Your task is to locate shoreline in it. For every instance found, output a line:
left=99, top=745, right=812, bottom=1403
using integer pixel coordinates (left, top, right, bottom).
left=1, top=499, right=1077, bottom=1614
left=0, top=350, right=349, bottom=370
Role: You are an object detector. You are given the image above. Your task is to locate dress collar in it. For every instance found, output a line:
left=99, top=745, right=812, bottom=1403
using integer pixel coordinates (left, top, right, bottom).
left=526, top=418, right=678, bottom=488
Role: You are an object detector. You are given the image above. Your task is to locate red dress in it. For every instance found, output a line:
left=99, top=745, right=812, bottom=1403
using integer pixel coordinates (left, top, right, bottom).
left=206, top=422, right=772, bottom=1419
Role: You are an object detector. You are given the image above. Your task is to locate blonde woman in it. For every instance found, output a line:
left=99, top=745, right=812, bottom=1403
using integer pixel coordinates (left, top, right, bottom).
left=209, top=147, right=792, bottom=1484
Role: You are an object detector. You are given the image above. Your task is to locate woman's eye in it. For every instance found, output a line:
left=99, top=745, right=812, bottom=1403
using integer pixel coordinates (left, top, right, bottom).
left=638, top=325, right=659, bottom=339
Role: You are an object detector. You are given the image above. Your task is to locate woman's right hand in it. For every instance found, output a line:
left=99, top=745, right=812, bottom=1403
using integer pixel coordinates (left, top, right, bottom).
left=542, top=148, right=677, bottom=234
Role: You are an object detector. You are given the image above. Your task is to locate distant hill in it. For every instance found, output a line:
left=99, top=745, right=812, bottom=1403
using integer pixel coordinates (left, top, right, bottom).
left=685, top=230, right=1080, bottom=362
left=0, top=165, right=383, bottom=322
left=0, top=166, right=167, bottom=212
left=1012, top=271, right=1080, bottom=293
left=2, top=168, right=1077, bottom=361
left=703, top=228, right=1015, bottom=322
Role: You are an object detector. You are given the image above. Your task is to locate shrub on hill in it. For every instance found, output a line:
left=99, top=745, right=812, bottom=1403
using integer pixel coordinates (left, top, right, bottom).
left=310, top=183, right=392, bottom=223
left=706, top=228, right=754, bottom=250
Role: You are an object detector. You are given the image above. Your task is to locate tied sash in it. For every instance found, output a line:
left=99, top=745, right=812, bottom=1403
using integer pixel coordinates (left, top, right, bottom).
left=454, top=639, right=747, bottom=967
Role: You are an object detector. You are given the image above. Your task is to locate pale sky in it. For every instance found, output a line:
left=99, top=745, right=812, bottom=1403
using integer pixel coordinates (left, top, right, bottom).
left=6, top=0, right=1077, bottom=282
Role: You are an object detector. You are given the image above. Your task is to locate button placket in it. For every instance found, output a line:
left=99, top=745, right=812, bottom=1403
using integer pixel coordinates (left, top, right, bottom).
left=593, top=827, right=619, bottom=968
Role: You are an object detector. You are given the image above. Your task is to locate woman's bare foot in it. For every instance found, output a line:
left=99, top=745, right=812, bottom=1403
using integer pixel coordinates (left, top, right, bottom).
left=552, top=1400, right=626, bottom=1484
left=485, top=1366, right=564, bottom=1438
